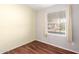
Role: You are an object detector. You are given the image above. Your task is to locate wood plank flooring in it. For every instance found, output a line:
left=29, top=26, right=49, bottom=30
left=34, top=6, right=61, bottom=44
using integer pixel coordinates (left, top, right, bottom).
left=4, top=40, right=77, bottom=54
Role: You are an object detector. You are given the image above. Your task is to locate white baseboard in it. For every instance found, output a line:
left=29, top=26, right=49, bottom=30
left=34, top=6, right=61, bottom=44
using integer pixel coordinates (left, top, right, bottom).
left=2, top=39, right=35, bottom=54
left=37, top=39, right=79, bottom=54
left=2, top=39, right=79, bottom=54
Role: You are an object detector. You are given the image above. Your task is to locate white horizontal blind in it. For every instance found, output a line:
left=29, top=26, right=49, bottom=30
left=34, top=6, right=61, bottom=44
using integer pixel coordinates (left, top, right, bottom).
left=47, top=11, right=66, bottom=35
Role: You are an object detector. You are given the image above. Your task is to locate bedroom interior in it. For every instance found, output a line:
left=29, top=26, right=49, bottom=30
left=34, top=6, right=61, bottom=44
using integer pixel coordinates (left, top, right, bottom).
left=0, top=4, right=79, bottom=54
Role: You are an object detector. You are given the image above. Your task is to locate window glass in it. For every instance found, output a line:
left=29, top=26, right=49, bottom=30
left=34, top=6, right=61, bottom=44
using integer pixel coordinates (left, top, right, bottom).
left=47, top=11, right=66, bottom=34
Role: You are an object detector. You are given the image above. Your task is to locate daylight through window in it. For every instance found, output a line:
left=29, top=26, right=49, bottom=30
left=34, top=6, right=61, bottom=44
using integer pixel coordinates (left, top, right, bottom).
left=47, top=11, right=66, bottom=35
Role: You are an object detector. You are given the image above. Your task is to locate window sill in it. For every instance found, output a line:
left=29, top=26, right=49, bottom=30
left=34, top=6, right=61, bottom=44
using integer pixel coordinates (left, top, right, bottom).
left=47, top=33, right=66, bottom=37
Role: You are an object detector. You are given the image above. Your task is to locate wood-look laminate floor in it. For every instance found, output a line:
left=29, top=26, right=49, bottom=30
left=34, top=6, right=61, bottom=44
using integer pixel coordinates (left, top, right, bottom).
left=4, top=40, right=76, bottom=54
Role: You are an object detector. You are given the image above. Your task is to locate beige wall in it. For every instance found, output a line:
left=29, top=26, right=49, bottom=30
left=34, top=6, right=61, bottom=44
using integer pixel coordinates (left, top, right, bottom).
left=0, top=5, right=36, bottom=53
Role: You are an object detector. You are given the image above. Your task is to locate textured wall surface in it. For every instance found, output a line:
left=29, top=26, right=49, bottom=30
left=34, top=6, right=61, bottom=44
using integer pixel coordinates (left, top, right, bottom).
left=36, top=4, right=79, bottom=52
left=0, top=5, right=36, bottom=53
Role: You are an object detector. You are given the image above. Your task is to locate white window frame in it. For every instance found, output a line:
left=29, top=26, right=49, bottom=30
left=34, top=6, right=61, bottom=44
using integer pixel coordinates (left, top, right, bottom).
left=45, top=9, right=67, bottom=37
left=44, top=5, right=73, bottom=45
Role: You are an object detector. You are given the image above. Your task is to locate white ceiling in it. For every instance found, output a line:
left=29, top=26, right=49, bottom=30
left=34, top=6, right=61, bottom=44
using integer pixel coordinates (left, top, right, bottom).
left=27, top=4, right=54, bottom=11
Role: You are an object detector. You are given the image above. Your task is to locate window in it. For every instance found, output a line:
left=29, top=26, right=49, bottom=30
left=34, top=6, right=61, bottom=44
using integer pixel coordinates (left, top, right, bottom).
left=45, top=5, right=72, bottom=44
left=47, top=11, right=66, bottom=35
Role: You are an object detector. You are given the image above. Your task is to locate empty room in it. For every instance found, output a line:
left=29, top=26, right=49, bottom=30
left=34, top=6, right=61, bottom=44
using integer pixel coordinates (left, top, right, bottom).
left=0, top=4, right=79, bottom=54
